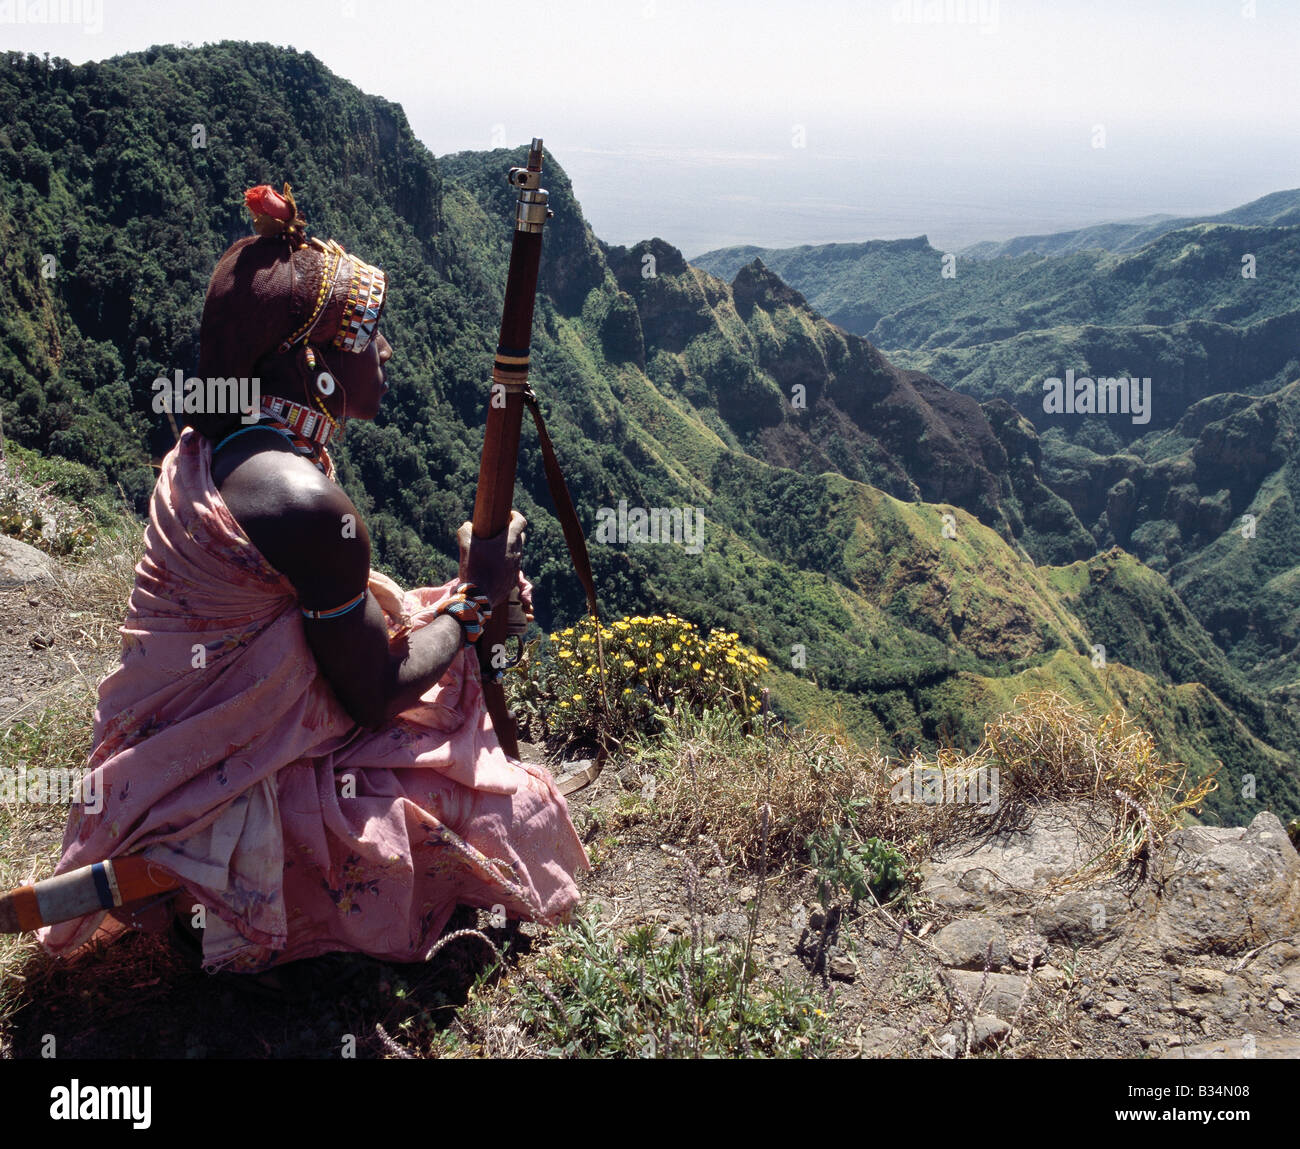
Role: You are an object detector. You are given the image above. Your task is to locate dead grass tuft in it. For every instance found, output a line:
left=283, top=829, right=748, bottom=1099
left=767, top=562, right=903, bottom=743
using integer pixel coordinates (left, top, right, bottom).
left=629, top=690, right=1215, bottom=885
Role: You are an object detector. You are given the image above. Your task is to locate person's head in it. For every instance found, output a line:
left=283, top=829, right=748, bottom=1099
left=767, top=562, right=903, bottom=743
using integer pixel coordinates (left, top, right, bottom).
left=194, top=184, right=390, bottom=439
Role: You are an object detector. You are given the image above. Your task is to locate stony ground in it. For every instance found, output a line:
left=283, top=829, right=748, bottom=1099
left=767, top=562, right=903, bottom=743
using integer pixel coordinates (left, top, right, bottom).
left=544, top=762, right=1300, bottom=1059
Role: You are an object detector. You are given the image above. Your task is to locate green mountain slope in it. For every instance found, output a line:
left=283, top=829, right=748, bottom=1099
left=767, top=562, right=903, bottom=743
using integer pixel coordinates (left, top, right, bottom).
left=1, top=43, right=1294, bottom=825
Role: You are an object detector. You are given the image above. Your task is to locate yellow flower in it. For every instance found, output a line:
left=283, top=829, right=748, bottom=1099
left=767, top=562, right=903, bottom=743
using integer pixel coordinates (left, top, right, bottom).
left=692, top=661, right=701, bottom=671
left=623, top=660, right=636, bottom=669
left=558, top=649, right=574, bottom=659
left=559, top=701, right=570, bottom=708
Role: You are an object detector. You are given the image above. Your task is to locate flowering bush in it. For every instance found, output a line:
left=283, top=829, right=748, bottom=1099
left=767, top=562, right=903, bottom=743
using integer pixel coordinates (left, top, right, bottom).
left=508, top=613, right=769, bottom=750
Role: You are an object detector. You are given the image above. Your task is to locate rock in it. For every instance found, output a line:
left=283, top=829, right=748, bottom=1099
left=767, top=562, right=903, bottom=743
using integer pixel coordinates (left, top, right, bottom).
left=1244, top=941, right=1300, bottom=973
left=1273, top=956, right=1300, bottom=999
left=1034, top=964, right=1066, bottom=989
left=942, top=970, right=1029, bottom=1021
left=933, top=918, right=1011, bottom=971
left=919, top=814, right=1102, bottom=912
left=1100, top=999, right=1129, bottom=1018
left=616, top=764, right=641, bottom=790
left=829, top=955, right=857, bottom=981
left=707, top=911, right=750, bottom=941
left=808, top=902, right=828, bottom=931
left=1035, top=891, right=1129, bottom=946
left=0, top=535, right=54, bottom=586
left=1162, top=1036, right=1300, bottom=1059
left=737, top=885, right=757, bottom=903
left=1152, top=812, right=1300, bottom=956
left=857, top=1026, right=901, bottom=1057
left=1182, top=967, right=1227, bottom=994
left=1009, top=932, right=1050, bottom=970
left=971, top=1014, right=1011, bottom=1049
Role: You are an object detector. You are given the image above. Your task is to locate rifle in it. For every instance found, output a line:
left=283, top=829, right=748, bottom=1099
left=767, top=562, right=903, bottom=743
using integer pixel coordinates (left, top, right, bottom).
left=471, top=138, right=605, bottom=760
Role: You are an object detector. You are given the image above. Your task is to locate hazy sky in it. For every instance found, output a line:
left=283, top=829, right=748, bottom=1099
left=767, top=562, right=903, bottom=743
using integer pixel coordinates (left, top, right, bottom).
left=3, top=0, right=1297, bottom=252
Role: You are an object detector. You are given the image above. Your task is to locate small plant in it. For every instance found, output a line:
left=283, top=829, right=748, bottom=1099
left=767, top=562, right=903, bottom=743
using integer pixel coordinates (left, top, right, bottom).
left=0, top=445, right=111, bottom=558
left=807, top=824, right=908, bottom=909
left=896, top=962, right=936, bottom=1003
left=507, top=613, right=769, bottom=752
left=513, top=907, right=825, bottom=1058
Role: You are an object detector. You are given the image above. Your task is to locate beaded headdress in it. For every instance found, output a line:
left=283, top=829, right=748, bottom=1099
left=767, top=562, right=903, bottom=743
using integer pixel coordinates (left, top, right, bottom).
left=195, top=184, right=390, bottom=447
left=244, top=183, right=388, bottom=357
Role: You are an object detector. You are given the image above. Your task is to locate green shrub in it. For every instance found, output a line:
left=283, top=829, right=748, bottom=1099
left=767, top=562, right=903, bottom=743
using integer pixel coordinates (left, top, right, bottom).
left=807, top=824, right=908, bottom=909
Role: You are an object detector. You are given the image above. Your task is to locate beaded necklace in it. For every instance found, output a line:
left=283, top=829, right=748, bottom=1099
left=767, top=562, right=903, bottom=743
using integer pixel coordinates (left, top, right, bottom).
left=212, top=396, right=338, bottom=480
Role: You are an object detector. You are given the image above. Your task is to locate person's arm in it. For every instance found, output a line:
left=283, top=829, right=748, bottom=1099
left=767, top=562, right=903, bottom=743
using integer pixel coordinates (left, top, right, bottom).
left=231, top=460, right=525, bottom=728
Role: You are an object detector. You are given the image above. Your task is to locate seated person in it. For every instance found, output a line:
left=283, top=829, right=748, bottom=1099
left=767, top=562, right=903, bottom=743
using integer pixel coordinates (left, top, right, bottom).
left=38, top=184, right=588, bottom=973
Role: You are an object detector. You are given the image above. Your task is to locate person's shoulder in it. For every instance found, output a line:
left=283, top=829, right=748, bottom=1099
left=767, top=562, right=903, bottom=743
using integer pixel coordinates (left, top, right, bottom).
left=215, top=439, right=369, bottom=585
left=217, top=437, right=346, bottom=517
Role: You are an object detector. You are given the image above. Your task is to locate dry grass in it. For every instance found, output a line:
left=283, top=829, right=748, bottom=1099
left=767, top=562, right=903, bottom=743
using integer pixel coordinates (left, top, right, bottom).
left=0, top=506, right=142, bottom=1053
left=978, top=690, right=1217, bottom=883
left=628, top=690, right=1216, bottom=885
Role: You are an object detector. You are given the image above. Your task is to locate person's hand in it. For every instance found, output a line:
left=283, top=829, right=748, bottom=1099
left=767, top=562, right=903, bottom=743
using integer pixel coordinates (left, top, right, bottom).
left=457, top=511, right=526, bottom=611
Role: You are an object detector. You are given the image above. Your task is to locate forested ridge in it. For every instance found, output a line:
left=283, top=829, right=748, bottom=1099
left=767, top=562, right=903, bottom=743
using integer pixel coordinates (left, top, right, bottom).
left=2, top=42, right=1296, bottom=825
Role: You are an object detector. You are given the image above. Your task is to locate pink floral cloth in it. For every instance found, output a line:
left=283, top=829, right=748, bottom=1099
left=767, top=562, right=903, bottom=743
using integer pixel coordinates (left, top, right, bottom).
left=39, top=428, right=588, bottom=971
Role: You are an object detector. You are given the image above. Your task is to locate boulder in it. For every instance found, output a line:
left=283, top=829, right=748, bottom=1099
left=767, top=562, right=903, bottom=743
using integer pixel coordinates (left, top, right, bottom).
left=933, top=918, right=1011, bottom=971
left=1150, top=812, right=1300, bottom=955
left=920, top=813, right=1100, bottom=912
left=941, top=970, right=1029, bottom=1021
left=0, top=535, right=54, bottom=586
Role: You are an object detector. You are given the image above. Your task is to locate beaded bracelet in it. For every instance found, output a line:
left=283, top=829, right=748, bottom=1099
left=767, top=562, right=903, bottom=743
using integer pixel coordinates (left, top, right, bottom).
left=433, top=583, right=494, bottom=645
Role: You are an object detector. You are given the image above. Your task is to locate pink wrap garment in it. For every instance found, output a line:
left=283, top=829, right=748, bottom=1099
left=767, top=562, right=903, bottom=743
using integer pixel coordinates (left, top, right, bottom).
left=39, top=428, right=588, bottom=971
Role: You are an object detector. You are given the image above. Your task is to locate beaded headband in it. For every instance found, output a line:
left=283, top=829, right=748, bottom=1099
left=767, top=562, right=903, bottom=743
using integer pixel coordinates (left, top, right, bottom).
left=333, top=261, right=387, bottom=354
left=244, top=183, right=388, bottom=358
